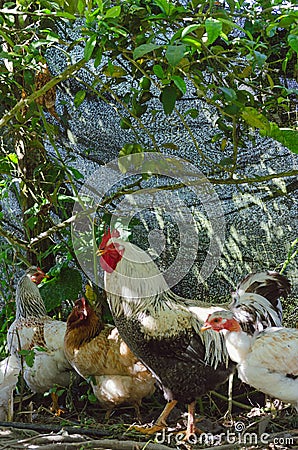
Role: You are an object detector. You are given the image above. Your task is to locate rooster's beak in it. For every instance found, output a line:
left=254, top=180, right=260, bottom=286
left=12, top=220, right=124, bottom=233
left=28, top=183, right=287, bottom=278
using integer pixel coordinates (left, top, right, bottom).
left=200, top=323, right=212, bottom=332
left=97, top=248, right=105, bottom=256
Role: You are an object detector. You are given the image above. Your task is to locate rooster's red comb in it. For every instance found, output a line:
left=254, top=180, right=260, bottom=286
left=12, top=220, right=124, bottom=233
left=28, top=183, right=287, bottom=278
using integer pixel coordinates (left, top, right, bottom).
left=99, top=228, right=120, bottom=249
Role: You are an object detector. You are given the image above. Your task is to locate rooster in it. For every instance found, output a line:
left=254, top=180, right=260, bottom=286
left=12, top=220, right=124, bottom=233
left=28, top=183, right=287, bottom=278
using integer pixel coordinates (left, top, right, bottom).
left=7, top=266, right=75, bottom=413
left=64, top=297, right=155, bottom=420
left=201, top=310, right=298, bottom=411
left=97, top=229, right=290, bottom=438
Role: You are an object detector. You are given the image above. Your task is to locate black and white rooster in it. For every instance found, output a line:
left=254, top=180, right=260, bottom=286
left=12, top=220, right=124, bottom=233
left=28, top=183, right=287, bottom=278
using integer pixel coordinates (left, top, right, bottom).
left=97, top=229, right=290, bottom=438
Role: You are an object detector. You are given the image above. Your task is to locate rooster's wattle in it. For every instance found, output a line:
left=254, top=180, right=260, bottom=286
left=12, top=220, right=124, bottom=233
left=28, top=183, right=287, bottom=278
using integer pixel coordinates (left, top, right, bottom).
left=97, top=229, right=290, bottom=437
left=201, top=310, right=298, bottom=410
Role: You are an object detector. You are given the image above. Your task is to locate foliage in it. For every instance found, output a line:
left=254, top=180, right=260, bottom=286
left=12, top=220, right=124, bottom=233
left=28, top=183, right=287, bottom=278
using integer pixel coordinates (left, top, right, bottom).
left=40, top=266, right=83, bottom=314
left=75, top=0, right=298, bottom=155
left=0, top=0, right=297, bottom=356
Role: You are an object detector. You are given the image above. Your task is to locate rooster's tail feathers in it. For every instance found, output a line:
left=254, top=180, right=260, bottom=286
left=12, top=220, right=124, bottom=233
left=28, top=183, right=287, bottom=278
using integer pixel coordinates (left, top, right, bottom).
left=234, top=271, right=290, bottom=302
left=230, top=271, right=291, bottom=333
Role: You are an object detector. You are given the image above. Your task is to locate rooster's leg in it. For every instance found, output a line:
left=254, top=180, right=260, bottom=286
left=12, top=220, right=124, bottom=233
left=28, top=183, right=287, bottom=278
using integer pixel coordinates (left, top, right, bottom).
left=129, top=399, right=177, bottom=434
left=228, top=373, right=234, bottom=416
left=176, top=401, right=203, bottom=441
left=186, top=401, right=196, bottom=439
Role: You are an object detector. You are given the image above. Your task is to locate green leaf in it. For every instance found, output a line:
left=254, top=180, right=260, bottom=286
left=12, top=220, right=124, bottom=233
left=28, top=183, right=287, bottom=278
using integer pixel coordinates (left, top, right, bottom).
left=7, top=153, right=18, bottom=164
left=105, top=5, right=121, bottom=18
left=120, top=117, right=132, bottom=129
left=241, top=107, right=270, bottom=131
left=78, top=0, right=86, bottom=15
left=184, top=108, right=199, bottom=119
left=55, top=11, right=77, bottom=20
left=181, top=24, right=201, bottom=38
left=84, top=34, right=97, bottom=61
left=253, top=50, right=267, bottom=68
left=161, top=142, right=178, bottom=150
left=288, top=34, right=298, bottom=53
left=165, top=45, right=186, bottom=66
left=153, top=64, right=164, bottom=79
left=261, top=123, right=298, bottom=154
left=26, top=216, right=38, bottom=230
left=219, top=87, right=237, bottom=102
left=161, top=85, right=177, bottom=115
left=95, top=0, right=103, bottom=13
left=74, top=90, right=86, bottom=108
left=154, top=0, right=172, bottom=15
left=45, top=32, right=60, bottom=42
left=19, top=349, right=35, bottom=368
left=133, top=44, right=161, bottom=60
left=171, top=75, right=186, bottom=94
left=34, top=346, right=47, bottom=352
left=68, top=166, right=84, bottom=180
left=103, top=64, right=127, bottom=78
left=88, top=392, right=98, bottom=403
left=56, top=389, right=65, bottom=397
left=118, top=144, right=144, bottom=174
left=205, top=18, right=222, bottom=45
left=40, top=267, right=82, bottom=312
left=181, top=36, right=201, bottom=50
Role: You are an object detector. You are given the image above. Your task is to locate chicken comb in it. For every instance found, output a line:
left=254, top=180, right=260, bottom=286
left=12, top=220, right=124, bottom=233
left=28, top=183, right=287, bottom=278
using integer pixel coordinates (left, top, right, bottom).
left=75, top=296, right=86, bottom=307
left=99, top=228, right=120, bottom=249
left=36, top=267, right=48, bottom=278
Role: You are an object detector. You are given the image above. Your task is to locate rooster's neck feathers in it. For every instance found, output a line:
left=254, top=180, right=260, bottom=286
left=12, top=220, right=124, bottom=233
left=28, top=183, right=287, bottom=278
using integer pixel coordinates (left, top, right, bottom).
left=15, top=272, right=47, bottom=320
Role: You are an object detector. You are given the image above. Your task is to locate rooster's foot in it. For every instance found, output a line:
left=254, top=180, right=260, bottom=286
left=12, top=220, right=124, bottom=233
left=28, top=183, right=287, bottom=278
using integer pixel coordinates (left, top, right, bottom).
left=128, top=423, right=167, bottom=435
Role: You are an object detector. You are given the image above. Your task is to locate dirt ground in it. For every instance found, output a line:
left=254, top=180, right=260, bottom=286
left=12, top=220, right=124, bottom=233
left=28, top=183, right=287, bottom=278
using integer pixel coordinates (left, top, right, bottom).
left=1, top=380, right=297, bottom=450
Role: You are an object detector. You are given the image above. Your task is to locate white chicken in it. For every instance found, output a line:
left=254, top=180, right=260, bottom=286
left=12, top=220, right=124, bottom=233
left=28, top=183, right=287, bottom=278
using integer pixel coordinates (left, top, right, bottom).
left=7, top=266, right=75, bottom=412
left=0, top=354, right=20, bottom=421
left=97, top=229, right=290, bottom=437
left=201, top=310, right=298, bottom=410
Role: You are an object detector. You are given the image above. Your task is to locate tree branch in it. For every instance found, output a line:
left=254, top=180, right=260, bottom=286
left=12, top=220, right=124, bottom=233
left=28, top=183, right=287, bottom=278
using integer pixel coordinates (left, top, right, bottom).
left=0, top=225, right=30, bottom=250
left=0, top=58, right=86, bottom=128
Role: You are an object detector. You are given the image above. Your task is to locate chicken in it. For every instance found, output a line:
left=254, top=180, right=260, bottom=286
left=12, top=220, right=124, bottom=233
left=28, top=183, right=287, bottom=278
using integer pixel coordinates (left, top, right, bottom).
left=201, top=310, right=298, bottom=411
left=64, top=297, right=155, bottom=420
left=7, top=266, right=74, bottom=412
left=97, top=229, right=290, bottom=438
left=0, top=354, right=20, bottom=421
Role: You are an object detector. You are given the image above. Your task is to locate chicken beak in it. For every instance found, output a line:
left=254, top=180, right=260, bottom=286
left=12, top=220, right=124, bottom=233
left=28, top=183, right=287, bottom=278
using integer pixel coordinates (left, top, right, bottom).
left=37, top=267, right=49, bottom=279
left=97, top=248, right=105, bottom=256
left=200, top=323, right=212, bottom=332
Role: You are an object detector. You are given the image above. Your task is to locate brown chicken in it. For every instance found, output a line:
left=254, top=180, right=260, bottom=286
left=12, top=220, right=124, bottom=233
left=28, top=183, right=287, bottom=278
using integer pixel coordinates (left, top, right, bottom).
left=64, top=297, right=155, bottom=419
